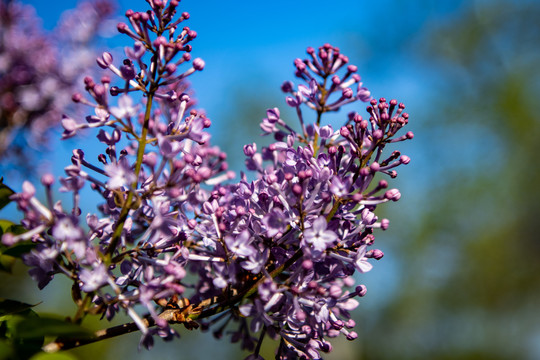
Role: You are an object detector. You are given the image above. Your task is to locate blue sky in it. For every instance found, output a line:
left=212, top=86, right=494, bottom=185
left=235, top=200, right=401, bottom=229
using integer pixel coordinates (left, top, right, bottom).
left=24, top=0, right=463, bottom=115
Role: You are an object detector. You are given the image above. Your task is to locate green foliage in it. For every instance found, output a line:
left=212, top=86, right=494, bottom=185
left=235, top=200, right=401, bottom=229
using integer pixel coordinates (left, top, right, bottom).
left=0, top=179, right=14, bottom=211
left=1, top=242, right=36, bottom=258
left=0, top=253, right=16, bottom=274
left=13, top=316, right=93, bottom=340
left=0, top=299, right=38, bottom=317
left=0, top=220, right=33, bottom=274
left=30, top=353, right=78, bottom=360
left=0, top=299, right=92, bottom=359
left=0, top=300, right=43, bottom=359
left=0, top=220, right=26, bottom=236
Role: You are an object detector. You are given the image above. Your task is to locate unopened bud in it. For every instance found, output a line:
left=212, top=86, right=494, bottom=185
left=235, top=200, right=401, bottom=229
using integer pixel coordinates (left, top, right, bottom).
left=193, top=58, right=205, bottom=71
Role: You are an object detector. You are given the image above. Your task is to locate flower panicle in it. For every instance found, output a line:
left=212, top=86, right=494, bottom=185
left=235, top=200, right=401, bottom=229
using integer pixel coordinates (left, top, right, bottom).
left=2, top=3, right=413, bottom=359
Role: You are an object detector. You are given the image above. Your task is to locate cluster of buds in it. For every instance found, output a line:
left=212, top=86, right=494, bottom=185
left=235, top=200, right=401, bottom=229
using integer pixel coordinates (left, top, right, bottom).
left=2, top=1, right=412, bottom=359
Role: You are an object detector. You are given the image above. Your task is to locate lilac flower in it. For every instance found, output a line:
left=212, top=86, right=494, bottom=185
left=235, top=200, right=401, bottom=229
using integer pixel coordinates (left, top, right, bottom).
left=303, top=216, right=337, bottom=252
left=266, top=108, right=281, bottom=123
left=243, top=143, right=257, bottom=157
left=111, top=95, right=139, bottom=119
left=318, top=124, right=334, bottom=139
left=157, top=134, right=184, bottom=159
left=97, top=128, right=121, bottom=146
left=86, top=107, right=110, bottom=124
left=357, top=84, right=371, bottom=102
left=239, top=299, right=274, bottom=333
left=80, top=263, right=109, bottom=292
left=52, top=216, right=86, bottom=258
left=125, top=41, right=146, bottom=60
left=224, top=230, right=256, bottom=258
left=241, top=249, right=267, bottom=274
left=360, top=207, right=377, bottom=226
left=354, top=245, right=373, bottom=273
left=262, top=208, right=289, bottom=237
left=104, top=158, right=136, bottom=189
left=298, top=79, right=318, bottom=101
left=23, top=246, right=59, bottom=289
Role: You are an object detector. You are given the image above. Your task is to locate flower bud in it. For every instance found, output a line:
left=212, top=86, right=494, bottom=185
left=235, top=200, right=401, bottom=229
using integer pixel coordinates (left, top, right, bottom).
left=400, top=155, right=411, bottom=164
left=385, top=188, right=401, bottom=201
left=355, top=285, right=367, bottom=297
left=96, top=52, right=113, bottom=69
left=41, top=173, right=55, bottom=186
left=243, top=143, right=257, bottom=157
left=193, top=58, right=205, bottom=71
left=72, top=93, right=82, bottom=103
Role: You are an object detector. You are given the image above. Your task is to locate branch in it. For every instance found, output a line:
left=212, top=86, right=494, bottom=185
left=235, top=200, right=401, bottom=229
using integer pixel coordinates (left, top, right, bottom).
left=43, top=249, right=304, bottom=352
left=42, top=308, right=178, bottom=352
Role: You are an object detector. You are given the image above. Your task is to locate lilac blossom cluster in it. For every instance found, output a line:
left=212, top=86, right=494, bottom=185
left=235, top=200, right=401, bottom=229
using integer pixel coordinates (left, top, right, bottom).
left=2, top=1, right=412, bottom=359
left=0, top=0, right=114, bottom=171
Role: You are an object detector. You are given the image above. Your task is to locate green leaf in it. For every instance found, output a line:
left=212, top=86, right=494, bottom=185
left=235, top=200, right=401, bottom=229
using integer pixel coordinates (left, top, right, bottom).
left=0, top=220, right=14, bottom=235
left=0, top=220, right=27, bottom=238
left=14, top=316, right=93, bottom=339
left=0, top=339, right=16, bottom=360
left=0, top=182, right=14, bottom=211
left=30, top=352, right=79, bottom=360
left=0, top=254, right=15, bottom=274
left=0, top=224, right=32, bottom=272
left=2, top=242, right=36, bottom=258
left=6, top=224, right=26, bottom=236
left=0, top=221, right=31, bottom=271
left=0, top=299, right=38, bottom=317
left=1, top=310, right=44, bottom=359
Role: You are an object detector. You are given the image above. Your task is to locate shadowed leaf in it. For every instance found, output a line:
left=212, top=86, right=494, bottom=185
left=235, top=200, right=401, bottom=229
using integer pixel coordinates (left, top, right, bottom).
left=0, top=299, right=38, bottom=316
left=0, top=181, right=14, bottom=211
left=14, top=316, right=93, bottom=339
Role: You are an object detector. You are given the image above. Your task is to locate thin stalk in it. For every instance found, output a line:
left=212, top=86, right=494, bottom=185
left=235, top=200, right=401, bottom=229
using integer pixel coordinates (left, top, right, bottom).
left=253, top=326, right=267, bottom=357
left=72, top=293, right=93, bottom=324
left=105, top=92, right=155, bottom=261
left=312, top=110, right=323, bottom=156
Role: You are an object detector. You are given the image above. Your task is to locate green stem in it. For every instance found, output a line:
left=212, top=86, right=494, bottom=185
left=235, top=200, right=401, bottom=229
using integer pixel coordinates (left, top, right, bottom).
left=253, top=326, right=267, bottom=357
left=312, top=110, right=323, bottom=156
left=72, top=293, right=92, bottom=324
left=134, top=92, right=154, bottom=180
left=105, top=92, right=155, bottom=261
left=326, top=196, right=343, bottom=222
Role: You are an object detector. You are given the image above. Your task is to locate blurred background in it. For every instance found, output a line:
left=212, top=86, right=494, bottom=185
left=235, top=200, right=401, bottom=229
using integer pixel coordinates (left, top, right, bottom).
left=1, top=0, right=539, bottom=359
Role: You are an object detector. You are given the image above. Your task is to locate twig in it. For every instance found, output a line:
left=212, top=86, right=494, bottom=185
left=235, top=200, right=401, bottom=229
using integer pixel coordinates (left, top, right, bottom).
left=43, top=308, right=177, bottom=352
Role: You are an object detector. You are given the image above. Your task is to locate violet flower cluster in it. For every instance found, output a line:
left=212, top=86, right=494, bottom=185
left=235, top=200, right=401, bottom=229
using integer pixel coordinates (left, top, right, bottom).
left=0, top=0, right=114, bottom=171
left=2, top=1, right=412, bottom=359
